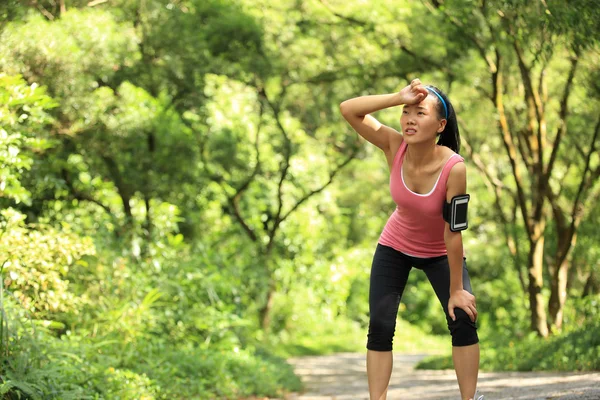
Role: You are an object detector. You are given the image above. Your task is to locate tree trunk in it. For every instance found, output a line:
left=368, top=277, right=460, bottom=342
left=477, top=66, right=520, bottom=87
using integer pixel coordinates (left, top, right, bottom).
left=548, top=230, right=578, bottom=331
left=509, top=204, right=527, bottom=295
left=583, top=270, right=598, bottom=297
left=548, top=258, right=569, bottom=331
left=102, top=155, right=133, bottom=221
left=528, top=235, right=549, bottom=337
left=259, top=278, right=276, bottom=331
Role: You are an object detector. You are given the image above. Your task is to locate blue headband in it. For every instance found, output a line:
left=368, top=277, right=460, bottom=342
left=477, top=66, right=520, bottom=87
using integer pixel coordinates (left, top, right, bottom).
left=426, top=87, right=448, bottom=119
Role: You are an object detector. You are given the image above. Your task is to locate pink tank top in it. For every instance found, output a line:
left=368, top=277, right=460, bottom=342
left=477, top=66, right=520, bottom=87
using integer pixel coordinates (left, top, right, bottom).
left=378, top=140, right=464, bottom=258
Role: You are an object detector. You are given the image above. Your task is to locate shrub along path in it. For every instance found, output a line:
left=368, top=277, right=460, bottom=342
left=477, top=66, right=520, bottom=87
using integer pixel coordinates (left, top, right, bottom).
left=283, top=353, right=600, bottom=400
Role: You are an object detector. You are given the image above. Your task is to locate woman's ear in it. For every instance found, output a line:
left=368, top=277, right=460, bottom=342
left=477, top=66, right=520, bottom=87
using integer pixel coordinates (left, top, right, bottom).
left=437, top=119, right=447, bottom=133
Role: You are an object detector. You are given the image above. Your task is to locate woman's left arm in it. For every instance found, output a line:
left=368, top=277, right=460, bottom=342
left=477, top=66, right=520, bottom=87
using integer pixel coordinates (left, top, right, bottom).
left=444, top=162, right=477, bottom=322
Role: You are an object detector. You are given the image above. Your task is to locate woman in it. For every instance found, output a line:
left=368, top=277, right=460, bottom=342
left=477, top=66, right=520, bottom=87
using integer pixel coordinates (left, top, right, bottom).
left=340, top=79, right=482, bottom=400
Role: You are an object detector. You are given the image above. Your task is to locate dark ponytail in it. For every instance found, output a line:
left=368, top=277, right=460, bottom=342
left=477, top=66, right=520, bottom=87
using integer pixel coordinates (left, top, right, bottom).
left=426, top=85, right=460, bottom=154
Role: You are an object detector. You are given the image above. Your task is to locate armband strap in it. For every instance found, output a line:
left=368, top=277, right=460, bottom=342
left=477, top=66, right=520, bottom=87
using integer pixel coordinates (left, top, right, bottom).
left=443, top=194, right=470, bottom=232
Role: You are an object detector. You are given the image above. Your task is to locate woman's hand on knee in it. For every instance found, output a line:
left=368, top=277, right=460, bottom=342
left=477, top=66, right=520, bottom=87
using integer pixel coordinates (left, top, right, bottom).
left=448, top=290, right=477, bottom=322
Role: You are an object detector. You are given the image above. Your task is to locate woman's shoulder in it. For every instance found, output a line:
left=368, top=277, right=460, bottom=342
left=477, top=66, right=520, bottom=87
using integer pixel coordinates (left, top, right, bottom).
left=437, top=145, right=461, bottom=163
left=439, top=146, right=465, bottom=182
left=386, top=134, right=406, bottom=167
left=390, top=133, right=405, bottom=155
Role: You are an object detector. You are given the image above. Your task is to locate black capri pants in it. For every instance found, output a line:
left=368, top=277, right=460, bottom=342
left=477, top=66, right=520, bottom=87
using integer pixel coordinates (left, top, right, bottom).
left=367, top=244, right=478, bottom=351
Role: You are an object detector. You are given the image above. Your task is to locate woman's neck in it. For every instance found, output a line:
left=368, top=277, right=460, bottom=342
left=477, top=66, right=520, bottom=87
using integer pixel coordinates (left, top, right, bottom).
left=405, top=141, right=438, bottom=168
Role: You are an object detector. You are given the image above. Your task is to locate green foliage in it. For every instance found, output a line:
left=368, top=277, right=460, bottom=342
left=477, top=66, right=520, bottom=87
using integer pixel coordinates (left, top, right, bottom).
left=0, top=0, right=599, bottom=398
left=0, top=299, right=161, bottom=400
left=0, top=74, right=57, bottom=205
left=274, top=317, right=448, bottom=358
left=547, top=0, right=600, bottom=50
left=145, top=346, right=301, bottom=399
left=0, top=209, right=95, bottom=319
left=0, top=0, right=24, bottom=22
left=0, top=225, right=302, bottom=399
left=0, top=10, right=139, bottom=101
left=417, top=295, right=600, bottom=371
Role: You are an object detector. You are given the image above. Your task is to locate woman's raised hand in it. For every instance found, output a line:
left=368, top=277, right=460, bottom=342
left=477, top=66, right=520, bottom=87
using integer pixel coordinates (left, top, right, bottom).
left=398, top=78, right=428, bottom=105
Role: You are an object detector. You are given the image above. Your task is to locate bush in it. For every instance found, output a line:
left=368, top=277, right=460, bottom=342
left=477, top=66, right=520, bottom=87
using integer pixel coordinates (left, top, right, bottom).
left=0, top=209, right=96, bottom=320
left=416, top=296, right=600, bottom=372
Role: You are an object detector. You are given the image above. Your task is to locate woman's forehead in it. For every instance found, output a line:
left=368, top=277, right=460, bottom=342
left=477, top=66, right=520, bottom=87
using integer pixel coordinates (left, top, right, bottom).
left=404, top=95, right=437, bottom=110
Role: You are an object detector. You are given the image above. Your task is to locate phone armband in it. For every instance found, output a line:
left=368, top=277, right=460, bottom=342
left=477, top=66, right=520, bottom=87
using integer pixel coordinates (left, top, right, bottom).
left=443, top=194, right=470, bottom=232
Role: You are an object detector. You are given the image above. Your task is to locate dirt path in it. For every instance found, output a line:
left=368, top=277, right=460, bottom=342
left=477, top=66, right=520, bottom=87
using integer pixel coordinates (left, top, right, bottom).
left=284, top=353, right=600, bottom=400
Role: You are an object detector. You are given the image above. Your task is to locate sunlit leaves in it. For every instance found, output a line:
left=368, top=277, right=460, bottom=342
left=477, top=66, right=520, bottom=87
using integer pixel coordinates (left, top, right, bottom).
left=0, top=208, right=95, bottom=318
left=0, top=74, right=57, bottom=205
left=0, top=10, right=140, bottom=101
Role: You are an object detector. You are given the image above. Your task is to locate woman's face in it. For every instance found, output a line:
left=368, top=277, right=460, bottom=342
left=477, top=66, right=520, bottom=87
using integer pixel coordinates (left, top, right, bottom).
left=400, top=94, right=446, bottom=145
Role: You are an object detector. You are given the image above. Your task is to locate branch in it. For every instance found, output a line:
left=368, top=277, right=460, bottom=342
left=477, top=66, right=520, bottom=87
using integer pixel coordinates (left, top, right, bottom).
left=259, top=77, right=360, bottom=253
left=297, top=67, right=400, bottom=86
left=512, top=34, right=544, bottom=122
left=461, top=123, right=526, bottom=289
left=494, top=67, right=532, bottom=237
left=538, top=52, right=552, bottom=107
left=30, top=0, right=55, bottom=20
left=196, top=127, right=223, bottom=184
left=462, top=136, right=511, bottom=224
left=226, top=95, right=266, bottom=243
left=101, top=155, right=132, bottom=220
left=88, top=0, right=109, bottom=6
left=296, top=53, right=442, bottom=87
left=510, top=199, right=528, bottom=295
left=513, top=39, right=543, bottom=157
left=280, top=147, right=359, bottom=224
left=316, top=0, right=453, bottom=76
left=573, top=141, right=587, bottom=159
left=506, top=107, right=534, bottom=168
left=426, top=0, right=497, bottom=72
left=187, top=115, right=259, bottom=244
left=317, top=0, right=374, bottom=27
left=544, top=55, right=578, bottom=181
left=233, top=95, right=264, bottom=201
left=515, top=128, right=534, bottom=171
left=546, top=185, right=568, bottom=235
left=544, top=115, right=600, bottom=267
left=143, top=194, right=151, bottom=236
left=227, top=196, right=258, bottom=242
left=399, top=45, right=453, bottom=76
left=61, top=168, right=115, bottom=220
left=480, top=0, right=500, bottom=71
left=570, top=115, right=600, bottom=230
left=459, top=121, right=513, bottom=193
left=513, top=39, right=551, bottom=224
left=556, top=163, right=571, bottom=199
left=258, top=85, right=292, bottom=248
left=547, top=116, right=600, bottom=268
left=474, top=83, right=494, bottom=103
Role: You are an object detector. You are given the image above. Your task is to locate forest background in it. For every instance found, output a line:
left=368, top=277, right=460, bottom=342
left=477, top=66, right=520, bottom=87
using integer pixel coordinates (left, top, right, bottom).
left=0, top=0, right=599, bottom=399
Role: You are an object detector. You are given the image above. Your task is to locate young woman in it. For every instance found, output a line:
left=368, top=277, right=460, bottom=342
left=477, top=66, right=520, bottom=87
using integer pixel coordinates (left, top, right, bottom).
left=340, top=79, right=482, bottom=400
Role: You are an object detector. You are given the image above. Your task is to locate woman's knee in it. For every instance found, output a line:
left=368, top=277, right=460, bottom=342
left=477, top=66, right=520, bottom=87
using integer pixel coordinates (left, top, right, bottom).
left=448, top=308, right=479, bottom=347
left=367, top=315, right=396, bottom=351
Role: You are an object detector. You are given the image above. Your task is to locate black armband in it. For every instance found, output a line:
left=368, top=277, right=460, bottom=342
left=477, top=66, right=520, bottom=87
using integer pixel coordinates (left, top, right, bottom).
left=443, top=194, right=470, bottom=232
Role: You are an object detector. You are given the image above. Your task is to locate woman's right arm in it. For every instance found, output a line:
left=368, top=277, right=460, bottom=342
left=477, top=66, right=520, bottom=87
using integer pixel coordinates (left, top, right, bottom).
left=339, top=80, right=428, bottom=160
left=339, top=93, right=405, bottom=155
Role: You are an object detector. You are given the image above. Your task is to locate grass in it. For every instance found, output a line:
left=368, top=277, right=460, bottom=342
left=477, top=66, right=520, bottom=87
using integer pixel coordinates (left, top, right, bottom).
left=416, top=318, right=600, bottom=372
left=273, top=317, right=451, bottom=358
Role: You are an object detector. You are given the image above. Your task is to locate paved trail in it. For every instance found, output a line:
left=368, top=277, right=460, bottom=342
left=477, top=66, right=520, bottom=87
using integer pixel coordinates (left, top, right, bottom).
left=284, top=353, right=600, bottom=400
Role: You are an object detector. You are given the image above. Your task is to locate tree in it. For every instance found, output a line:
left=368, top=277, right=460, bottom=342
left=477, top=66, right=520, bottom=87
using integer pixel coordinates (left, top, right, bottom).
left=0, top=74, right=57, bottom=206
left=421, top=0, right=600, bottom=335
